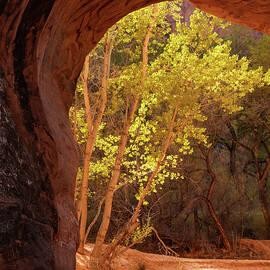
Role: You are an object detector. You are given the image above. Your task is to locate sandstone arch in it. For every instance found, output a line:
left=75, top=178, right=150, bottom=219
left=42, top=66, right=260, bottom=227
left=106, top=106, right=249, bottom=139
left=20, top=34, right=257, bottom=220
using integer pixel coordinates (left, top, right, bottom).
left=0, top=0, right=270, bottom=269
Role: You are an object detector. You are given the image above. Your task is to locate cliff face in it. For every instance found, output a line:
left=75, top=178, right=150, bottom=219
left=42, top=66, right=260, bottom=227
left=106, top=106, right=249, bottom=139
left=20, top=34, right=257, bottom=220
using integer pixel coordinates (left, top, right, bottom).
left=0, top=0, right=269, bottom=269
left=190, top=0, right=270, bottom=34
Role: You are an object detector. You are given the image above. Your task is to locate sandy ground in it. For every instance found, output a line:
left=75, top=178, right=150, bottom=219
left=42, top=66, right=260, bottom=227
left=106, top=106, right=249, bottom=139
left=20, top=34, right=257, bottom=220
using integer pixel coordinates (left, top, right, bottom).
left=76, top=243, right=270, bottom=270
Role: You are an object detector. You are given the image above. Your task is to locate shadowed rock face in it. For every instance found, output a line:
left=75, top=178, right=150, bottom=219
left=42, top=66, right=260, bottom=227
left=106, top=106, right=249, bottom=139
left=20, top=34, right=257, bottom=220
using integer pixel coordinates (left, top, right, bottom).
left=0, top=0, right=269, bottom=269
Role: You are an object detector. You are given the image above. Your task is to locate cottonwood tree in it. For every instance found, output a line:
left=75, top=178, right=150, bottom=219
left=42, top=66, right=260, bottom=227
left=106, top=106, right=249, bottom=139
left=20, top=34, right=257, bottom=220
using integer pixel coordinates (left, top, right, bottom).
left=100, top=8, right=267, bottom=263
left=70, top=33, right=115, bottom=252
left=90, top=3, right=163, bottom=265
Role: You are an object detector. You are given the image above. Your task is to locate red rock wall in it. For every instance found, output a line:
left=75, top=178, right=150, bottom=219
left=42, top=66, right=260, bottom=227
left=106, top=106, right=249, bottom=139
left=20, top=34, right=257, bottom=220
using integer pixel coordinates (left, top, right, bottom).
left=189, top=0, right=270, bottom=34
left=0, top=0, right=270, bottom=269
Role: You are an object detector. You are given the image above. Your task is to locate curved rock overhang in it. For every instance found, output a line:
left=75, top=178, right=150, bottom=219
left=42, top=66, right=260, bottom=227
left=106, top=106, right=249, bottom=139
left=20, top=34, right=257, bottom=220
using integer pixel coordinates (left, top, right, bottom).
left=0, top=0, right=269, bottom=269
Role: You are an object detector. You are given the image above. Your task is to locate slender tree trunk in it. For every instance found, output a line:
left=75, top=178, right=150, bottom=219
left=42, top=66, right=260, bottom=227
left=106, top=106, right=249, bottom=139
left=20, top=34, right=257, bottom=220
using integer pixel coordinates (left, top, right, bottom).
left=91, top=4, right=158, bottom=262
left=102, top=107, right=192, bottom=259
left=91, top=95, right=139, bottom=258
left=130, top=106, right=178, bottom=225
left=205, top=199, right=230, bottom=249
left=78, top=35, right=111, bottom=252
left=102, top=85, right=195, bottom=259
left=77, top=55, right=92, bottom=253
left=84, top=197, right=105, bottom=245
left=199, top=145, right=231, bottom=250
left=142, top=3, right=158, bottom=78
left=77, top=54, right=91, bottom=224
left=83, top=181, right=128, bottom=245
left=184, top=195, right=231, bottom=250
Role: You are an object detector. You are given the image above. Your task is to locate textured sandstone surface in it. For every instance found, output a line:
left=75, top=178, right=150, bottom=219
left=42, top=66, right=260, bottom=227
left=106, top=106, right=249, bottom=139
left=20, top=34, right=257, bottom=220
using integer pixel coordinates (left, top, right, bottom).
left=190, top=0, right=270, bottom=34
left=0, top=0, right=270, bottom=269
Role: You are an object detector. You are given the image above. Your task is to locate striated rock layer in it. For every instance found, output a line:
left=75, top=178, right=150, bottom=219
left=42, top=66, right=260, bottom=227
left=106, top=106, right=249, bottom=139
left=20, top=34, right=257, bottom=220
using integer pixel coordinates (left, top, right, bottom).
left=0, top=0, right=269, bottom=269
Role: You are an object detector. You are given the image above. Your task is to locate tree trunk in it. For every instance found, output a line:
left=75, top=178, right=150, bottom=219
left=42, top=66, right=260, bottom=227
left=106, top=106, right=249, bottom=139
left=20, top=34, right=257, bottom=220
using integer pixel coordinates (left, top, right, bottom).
left=84, top=197, right=105, bottom=245
left=77, top=55, right=91, bottom=253
left=199, top=145, right=231, bottom=250
left=185, top=195, right=231, bottom=251
left=91, top=95, right=139, bottom=258
left=77, top=35, right=112, bottom=253
left=205, top=199, right=231, bottom=250
left=102, top=106, right=193, bottom=259
left=91, top=4, right=159, bottom=262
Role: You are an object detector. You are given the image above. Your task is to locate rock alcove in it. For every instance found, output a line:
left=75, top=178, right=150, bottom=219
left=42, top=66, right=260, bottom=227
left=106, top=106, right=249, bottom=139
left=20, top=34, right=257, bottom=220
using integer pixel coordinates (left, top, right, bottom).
left=0, top=0, right=270, bottom=269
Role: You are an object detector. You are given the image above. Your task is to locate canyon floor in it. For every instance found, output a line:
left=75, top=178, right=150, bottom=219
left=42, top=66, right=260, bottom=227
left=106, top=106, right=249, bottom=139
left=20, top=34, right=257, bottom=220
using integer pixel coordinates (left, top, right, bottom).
left=76, top=241, right=270, bottom=270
